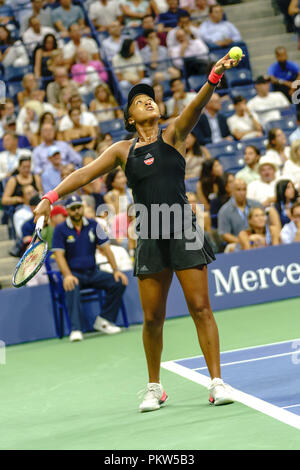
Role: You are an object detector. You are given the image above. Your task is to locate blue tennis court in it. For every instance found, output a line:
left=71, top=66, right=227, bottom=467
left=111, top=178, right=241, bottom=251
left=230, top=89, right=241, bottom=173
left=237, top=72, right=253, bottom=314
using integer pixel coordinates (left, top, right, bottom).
left=162, top=339, right=300, bottom=430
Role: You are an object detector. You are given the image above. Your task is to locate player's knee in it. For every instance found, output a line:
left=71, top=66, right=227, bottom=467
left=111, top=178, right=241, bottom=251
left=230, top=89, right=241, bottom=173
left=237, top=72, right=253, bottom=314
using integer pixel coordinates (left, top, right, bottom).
left=143, top=310, right=165, bottom=331
left=190, top=299, right=211, bottom=321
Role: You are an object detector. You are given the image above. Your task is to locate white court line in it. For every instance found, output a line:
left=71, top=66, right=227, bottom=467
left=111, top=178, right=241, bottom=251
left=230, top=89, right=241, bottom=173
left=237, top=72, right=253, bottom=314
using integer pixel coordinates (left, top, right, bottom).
left=283, top=404, right=300, bottom=410
left=161, top=360, right=300, bottom=431
left=171, top=338, right=300, bottom=364
left=194, top=351, right=296, bottom=371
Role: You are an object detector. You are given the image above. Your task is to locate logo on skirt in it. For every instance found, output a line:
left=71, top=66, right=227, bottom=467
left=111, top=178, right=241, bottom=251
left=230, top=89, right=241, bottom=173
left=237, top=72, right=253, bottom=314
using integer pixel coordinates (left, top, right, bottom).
left=144, top=153, right=154, bottom=165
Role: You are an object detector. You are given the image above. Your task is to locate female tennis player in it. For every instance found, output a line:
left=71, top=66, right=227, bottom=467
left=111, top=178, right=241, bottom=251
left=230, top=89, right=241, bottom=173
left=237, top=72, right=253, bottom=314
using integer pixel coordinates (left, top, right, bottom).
left=34, top=52, right=241, bottom=412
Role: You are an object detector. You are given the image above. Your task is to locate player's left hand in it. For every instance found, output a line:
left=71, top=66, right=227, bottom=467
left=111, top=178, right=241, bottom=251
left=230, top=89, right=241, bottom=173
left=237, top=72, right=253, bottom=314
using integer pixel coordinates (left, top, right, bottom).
left=214, top=52, right=244, bottom=75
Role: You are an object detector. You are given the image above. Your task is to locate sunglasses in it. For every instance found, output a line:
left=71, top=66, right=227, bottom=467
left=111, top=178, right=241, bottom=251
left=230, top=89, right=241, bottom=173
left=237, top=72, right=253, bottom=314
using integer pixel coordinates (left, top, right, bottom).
left=68, top=205, right=82, bottom=212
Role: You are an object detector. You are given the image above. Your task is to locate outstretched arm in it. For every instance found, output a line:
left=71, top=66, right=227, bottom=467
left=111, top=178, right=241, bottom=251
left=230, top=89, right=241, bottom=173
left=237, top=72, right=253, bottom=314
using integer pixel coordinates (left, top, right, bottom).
left=33, top=141, right=126, bottom=225
left=172, top=53, right=241, bottom=142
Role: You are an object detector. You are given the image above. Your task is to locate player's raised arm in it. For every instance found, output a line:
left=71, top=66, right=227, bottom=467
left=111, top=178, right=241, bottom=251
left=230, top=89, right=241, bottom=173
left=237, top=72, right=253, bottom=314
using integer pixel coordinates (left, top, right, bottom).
left=33, top=141, right=126, bottom=225
left=172, top=52, right=242, bottom=141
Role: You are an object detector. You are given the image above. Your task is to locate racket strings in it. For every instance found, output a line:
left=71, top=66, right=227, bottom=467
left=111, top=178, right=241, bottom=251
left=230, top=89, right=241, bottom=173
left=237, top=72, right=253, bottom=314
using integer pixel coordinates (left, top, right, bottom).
left=14, top=242, right=46, bottom=285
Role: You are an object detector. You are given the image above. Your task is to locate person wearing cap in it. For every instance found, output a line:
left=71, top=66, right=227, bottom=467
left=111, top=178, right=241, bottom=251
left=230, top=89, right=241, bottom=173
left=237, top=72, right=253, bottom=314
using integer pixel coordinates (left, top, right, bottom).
left=32, top=123, right=82, bottom=175
left=52, top=195, right=128, bottom=341
left=41, top=146, right=63, bottom=193
left=247, top=75, right=290, bottom=127
left=246, top=155, right=279, bottom=207
left=34, top=51, right=241, bottom=411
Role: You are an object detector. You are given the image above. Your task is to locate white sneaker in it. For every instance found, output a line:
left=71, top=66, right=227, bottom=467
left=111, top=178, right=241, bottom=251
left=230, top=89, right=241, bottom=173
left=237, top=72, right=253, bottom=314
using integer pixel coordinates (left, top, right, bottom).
left=69, top=330, right=83, bottom=342
left=139, top=383, right=168, bottom=412
left=93, top=316, right=121, bottom=335
left=208, top=378, right=234, bottom=406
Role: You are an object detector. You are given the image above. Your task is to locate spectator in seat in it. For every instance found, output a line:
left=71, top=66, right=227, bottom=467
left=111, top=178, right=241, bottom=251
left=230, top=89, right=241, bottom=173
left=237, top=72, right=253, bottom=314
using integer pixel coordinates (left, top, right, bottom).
left=280, top=201, right=300, bottom=243
left=112, top=39, right=149, bottom=100
left=71, top=48, right=108, bottom=97
left=265, top=127, right=290, bottom=170
left=192, top=92, right=232, bottom=145
left=289, top=110, right=300, bottom=144
left=52, top=195, right=128, bottom=342
left=63, top=23, right=101, bottom=66
left=246, top=156, right=279, bottom=207
left=238, top=206, right=281, bottom=250
left=189, top=0, right=212, bottom=23
left=140, top=29, right=177, bottom=82
left=34, top=33, right=60, bottom=80
left=30, top=111, right=56, bottom=147
left=46, top=66, right=78, bottom=109
left=0, top=133, right=32, bottom=181
left=283, top=139, right=300, bottom=190
left=247, top=75, right=290, bottom=128
left=0, top=25, right=29, bottom=67
left=51, top=0, right=88, bottom=38
left=158, top=0, right=189, bottom=31
left=288, top=0, right=300, bottom=49
left=274, top=179, right=299, bottom=227
left=12, top=184, right=37, bottom=242
left=198, top=3, right=241, bottom=48
left=153, top=82, right=170, bottom=123
left=0, top=0, right=16, bottom=33
left=120, top=0, right=152, bottom=27
left=235, top=145, right=261, bottom=185
left=101, top=21, right=124, bottom=62
left=2, top=155, right=43, bottom=208
left=89, top=0, right=123, bottom=31
left=184, top=131, right=211, bottom=179
left=268, top=46, right=300, bottom=101
left=104, top=168, right=133, bottom=216
left=196, top=157, right=224, bottom=211
left=32, top=123, right=82, bottom=174
left=168, top=27, right=209, bottom=72
left=89, top=83, right=123, bottom=124
left=22, top=16, right=57, bottom=53
left=227, top=95, right=263, bottom=141
left=137, top=14, right=167, bottom=50
left=217, top=178, right=263, bottom=252
left=165, top=77, right=197, bottom=118
left=20, top=0, right=53, bottom=34
left=41, top=145, right=63, bottom=193
left=166, top=10, right=207, bottom=49
left=17, top=74, right=45, bottom=109
left=209, top=171, right=235, bottom=228
left=58, top=93, right=98, bottom=132
left=62, top=108, right=97, bottom=154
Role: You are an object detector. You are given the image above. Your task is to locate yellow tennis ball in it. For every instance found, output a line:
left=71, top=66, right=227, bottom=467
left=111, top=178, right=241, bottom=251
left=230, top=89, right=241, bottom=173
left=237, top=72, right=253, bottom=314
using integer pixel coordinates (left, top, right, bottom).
left=229, top=46, right=243, bottom=61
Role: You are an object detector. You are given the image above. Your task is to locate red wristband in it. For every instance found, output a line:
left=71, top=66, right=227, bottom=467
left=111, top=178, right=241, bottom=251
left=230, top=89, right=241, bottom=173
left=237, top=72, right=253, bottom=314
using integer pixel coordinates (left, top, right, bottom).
left=208, top=67, right=224, bottom=85
left=41, top=190, right=59, bottom=205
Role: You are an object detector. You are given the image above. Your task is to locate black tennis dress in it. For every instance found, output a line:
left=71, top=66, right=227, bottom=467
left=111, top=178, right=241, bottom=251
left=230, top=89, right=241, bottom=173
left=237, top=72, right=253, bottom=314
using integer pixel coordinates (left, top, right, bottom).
left=125, top=130, right=215, bottom=276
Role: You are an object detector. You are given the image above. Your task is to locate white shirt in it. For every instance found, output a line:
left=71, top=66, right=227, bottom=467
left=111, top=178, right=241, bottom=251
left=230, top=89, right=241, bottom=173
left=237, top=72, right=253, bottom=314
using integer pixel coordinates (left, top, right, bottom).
left=13, top=205, right=33, bottom=239
left=282, top=159, right=300, bottom=190
left=58, top=111, right=98, bottom=131
left=166, top=25, right=204, bottom=49
left=166, top=92, right=196, bottom=117
left=281, top=220, right=299, bottom=244
left=22, top=26, right=57, bottom=52
left=102, top=36, right=123, bottom=62
left=96, top=245, right=133, bottom=272
left=247, top=92, right=290, bottom=127
left=227, top=111, right=260, bottom=140
left=169, top=38, right=209, bottom=69
left=63, top=37, right=99, bottom=60
left=0, top=148, right=31, bottom=180
left=246, top=179, right=277, bottom=205
left=264, top=147, right=291, bottom=173
left=89, top=0, right=121, bottom=26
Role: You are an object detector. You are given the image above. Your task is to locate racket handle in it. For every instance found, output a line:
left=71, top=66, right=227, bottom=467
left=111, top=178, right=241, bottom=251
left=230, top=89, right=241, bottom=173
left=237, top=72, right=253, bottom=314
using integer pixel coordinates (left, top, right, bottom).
left=36, top=216, right=45, bottom=232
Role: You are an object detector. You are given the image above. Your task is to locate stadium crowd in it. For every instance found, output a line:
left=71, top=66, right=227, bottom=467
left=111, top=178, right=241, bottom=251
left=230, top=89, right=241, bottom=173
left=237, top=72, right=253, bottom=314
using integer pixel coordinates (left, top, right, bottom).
left=1, top=0, right=300, bottom=287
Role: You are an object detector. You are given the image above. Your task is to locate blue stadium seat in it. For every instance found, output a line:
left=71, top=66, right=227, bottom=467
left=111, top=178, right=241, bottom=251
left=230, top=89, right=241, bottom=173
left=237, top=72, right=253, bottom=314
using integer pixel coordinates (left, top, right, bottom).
left=221, top=98, right=235, bottom=118
left=45, top=253, right=129, bottom=338
left=242, top=136, right=268, bottom=154
left=7, top=81, right=24, bottom=105
left=188, top=74, right=207, bottom=92
left=5, top=65, right=33, bottom=82
left=206, top=141, right=237, bottom=158
left=217, top=154, right=245, bottom=173
left=225, top=68, right=253, bottom=88
left=99, top=119, right=127, bottom=141
left=229, top=85, right=257, bottom=101
left=265, top=117, right=297, bottom=133
left=185, top=177, right=199, bottom=193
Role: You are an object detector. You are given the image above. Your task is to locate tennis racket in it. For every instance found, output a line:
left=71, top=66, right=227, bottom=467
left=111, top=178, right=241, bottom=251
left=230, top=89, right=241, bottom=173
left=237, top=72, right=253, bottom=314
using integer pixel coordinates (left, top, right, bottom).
left=12, top=216, right=48, bottom=288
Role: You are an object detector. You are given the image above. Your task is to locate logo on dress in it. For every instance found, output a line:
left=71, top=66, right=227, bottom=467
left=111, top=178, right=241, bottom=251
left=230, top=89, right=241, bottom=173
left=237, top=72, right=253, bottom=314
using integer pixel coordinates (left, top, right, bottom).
left=144, top=153, right=154, bottom=165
